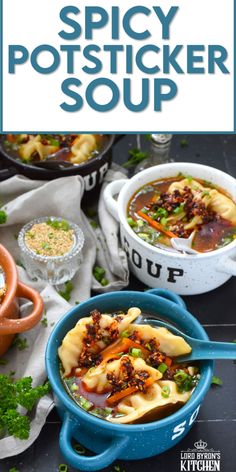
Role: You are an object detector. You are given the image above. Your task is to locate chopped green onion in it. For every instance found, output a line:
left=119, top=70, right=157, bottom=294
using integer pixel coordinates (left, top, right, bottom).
left=138, top=233, right=150, bottom=242
left=136, top=219, right=144, bottom=227
left=74, top=443, right=86, bottom=454
left=121, top=330, right=130, bottom=338
left=186, top=175, right=193, bottom=182
left=101, top=278, right=109, bottom=286
left=79, top=396, right=93, bottom=411
left=0, top=210, right=7, bottom=224
left=58, top=465, right=68, bottom=472
left=173, top=370, right=188, bottom=382
left=161, top=385, right=171, bottom=398
left=158, top=363, right=168, bottom=374
left=12, top=336, right=29, bottom=351
left=70, top=383, right=78, bottom=392
left=90, top=220, right=99, bottom=229
left=41, top=316, right=48, bottom=327
left=203, top=180, right=212, bottom=187
left=46, top=219, right=70, bottom=231
left=91, top=407, right=113, bottom=418
left=141, top=207, right=148, bottom=214
left=104, top=407, right=113, bottom=415
left=158, top=208, right=168, bottom=217
left=59, top=281, right=73, bottom=302
left=211, top=376, right=223, bottom=386
left=50, top=139, right=60, bottom=146
left=160, top=217, right=168, bottom=227
left=41, top=243, right=50, bottom=250
left=93, top=266, right=105, bottom=281
left=180, top=139, right=189, bottom=148
left=173, top=203, right=185, bottom=215
left=129, top=348, right=142, bottom=358
left=127, top=217, right=136, bottom=227
left=114, top=466, right=121, bottom=472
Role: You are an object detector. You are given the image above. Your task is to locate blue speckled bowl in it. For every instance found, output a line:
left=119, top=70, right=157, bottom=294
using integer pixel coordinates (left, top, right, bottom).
left=46, top=289, right=213, bottom=471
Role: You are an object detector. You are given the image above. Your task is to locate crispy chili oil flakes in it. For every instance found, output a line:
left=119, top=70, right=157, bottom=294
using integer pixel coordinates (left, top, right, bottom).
left=78, top=310, right=121, bottom=368
left=148, top=186, right=218, bottom=238
left=106, top=356, right=151, bottom=396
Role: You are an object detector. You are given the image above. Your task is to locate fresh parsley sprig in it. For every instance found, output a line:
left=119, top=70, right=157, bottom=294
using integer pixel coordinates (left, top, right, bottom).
left=0, top=375, right=50, bottom=439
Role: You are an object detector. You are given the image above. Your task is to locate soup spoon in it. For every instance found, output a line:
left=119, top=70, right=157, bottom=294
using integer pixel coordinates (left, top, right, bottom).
left=33, top=148, right=73, bottom=169
left=140, top=317, right=236, bottom=361
left=171, top=231, right=198, bottom=255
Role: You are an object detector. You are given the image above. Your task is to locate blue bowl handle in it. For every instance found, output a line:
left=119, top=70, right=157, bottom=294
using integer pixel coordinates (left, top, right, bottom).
left=146, top=288, right=187, bottom=310
left=60, top=413, right=128, bottom=471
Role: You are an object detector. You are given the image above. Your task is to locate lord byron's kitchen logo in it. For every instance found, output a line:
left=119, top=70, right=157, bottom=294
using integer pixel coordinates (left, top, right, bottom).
left=180, top=439, right=221, bottom=471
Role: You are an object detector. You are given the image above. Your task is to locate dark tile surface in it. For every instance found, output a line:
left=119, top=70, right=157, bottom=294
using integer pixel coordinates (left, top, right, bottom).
left=1, top=134, right=236, bottom=472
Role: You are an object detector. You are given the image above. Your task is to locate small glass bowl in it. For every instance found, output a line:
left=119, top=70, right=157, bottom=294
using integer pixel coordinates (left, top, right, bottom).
left=18, top=217, right=84, bottom=284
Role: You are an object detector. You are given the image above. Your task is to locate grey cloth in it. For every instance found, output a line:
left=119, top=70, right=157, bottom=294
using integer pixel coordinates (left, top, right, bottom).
left=0, top=167, right=128, bottom=458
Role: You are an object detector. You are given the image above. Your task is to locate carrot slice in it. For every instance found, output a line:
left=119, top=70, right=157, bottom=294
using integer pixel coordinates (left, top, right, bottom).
left=7, top=134, right=15, bottom=143
left=107, top=377, right=154, bottom=404
left=101, top=338, right=133, bottom=363
left=137, top=211, right=177, bottom=239
left=101, top=338, right=150, bottom=363
left=165, top=356, right=173, bottom=367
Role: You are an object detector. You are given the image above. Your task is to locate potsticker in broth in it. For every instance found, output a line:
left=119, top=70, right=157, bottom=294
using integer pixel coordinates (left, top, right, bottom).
left=58, top=308, right=199, bottom=424
left=127, top=175, right=236, bottom=253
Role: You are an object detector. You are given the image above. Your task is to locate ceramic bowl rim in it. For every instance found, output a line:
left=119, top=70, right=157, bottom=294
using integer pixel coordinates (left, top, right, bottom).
left=46, top=290, right=213, bottom=433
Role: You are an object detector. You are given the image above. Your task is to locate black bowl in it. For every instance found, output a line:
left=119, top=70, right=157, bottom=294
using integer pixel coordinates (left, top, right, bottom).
left=0, top=135, right=119, bottom=197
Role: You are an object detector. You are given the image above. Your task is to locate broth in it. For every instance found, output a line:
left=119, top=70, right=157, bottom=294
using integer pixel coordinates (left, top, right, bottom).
left=127, top=175, right=236, bottom=253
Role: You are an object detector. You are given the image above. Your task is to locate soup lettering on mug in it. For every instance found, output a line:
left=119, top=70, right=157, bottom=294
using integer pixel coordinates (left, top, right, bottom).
left=83, top=162, right=109, bottom=191
left=123, top=236, right=184, bottom=283
left=171, top=405, right=201, bottom=441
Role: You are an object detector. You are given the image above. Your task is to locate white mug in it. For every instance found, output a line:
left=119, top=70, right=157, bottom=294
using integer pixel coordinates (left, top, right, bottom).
left=104, top=162, right=236, bottom=295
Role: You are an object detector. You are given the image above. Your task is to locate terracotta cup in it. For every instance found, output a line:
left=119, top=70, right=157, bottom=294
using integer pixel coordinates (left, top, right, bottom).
left=0, top=243, right=44, bottom=357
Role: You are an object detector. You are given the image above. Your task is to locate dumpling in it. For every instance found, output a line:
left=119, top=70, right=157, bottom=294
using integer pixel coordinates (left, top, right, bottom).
left=58, top=308, right=141, bottom=376
left=19, top=135, right=58, bottom=161
left=208, top=189, right=236, bottom=224
left=109, top=380, right=192, bottom=424
left=168, top=178, right=204, bottom=195
left=127, top=325, right=191, bottom=357
left=71, top=134, right=97, bottom=164
left=83, top=355, right=162, bottom=393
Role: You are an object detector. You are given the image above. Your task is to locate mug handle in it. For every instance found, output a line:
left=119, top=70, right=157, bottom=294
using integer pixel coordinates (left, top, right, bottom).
left=103, top=179, right=127, bottom=222
left=216, top=256, right=236, bottom=276
left=0, top=282, right=44, bottom=335
left=60, top=413, right=128, bottom=471
left=147, top=288, right=187, bottom=309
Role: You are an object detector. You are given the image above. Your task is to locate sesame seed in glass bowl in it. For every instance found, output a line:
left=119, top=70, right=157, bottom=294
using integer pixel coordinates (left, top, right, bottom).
left=18, top=217, right=84, bottom=284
